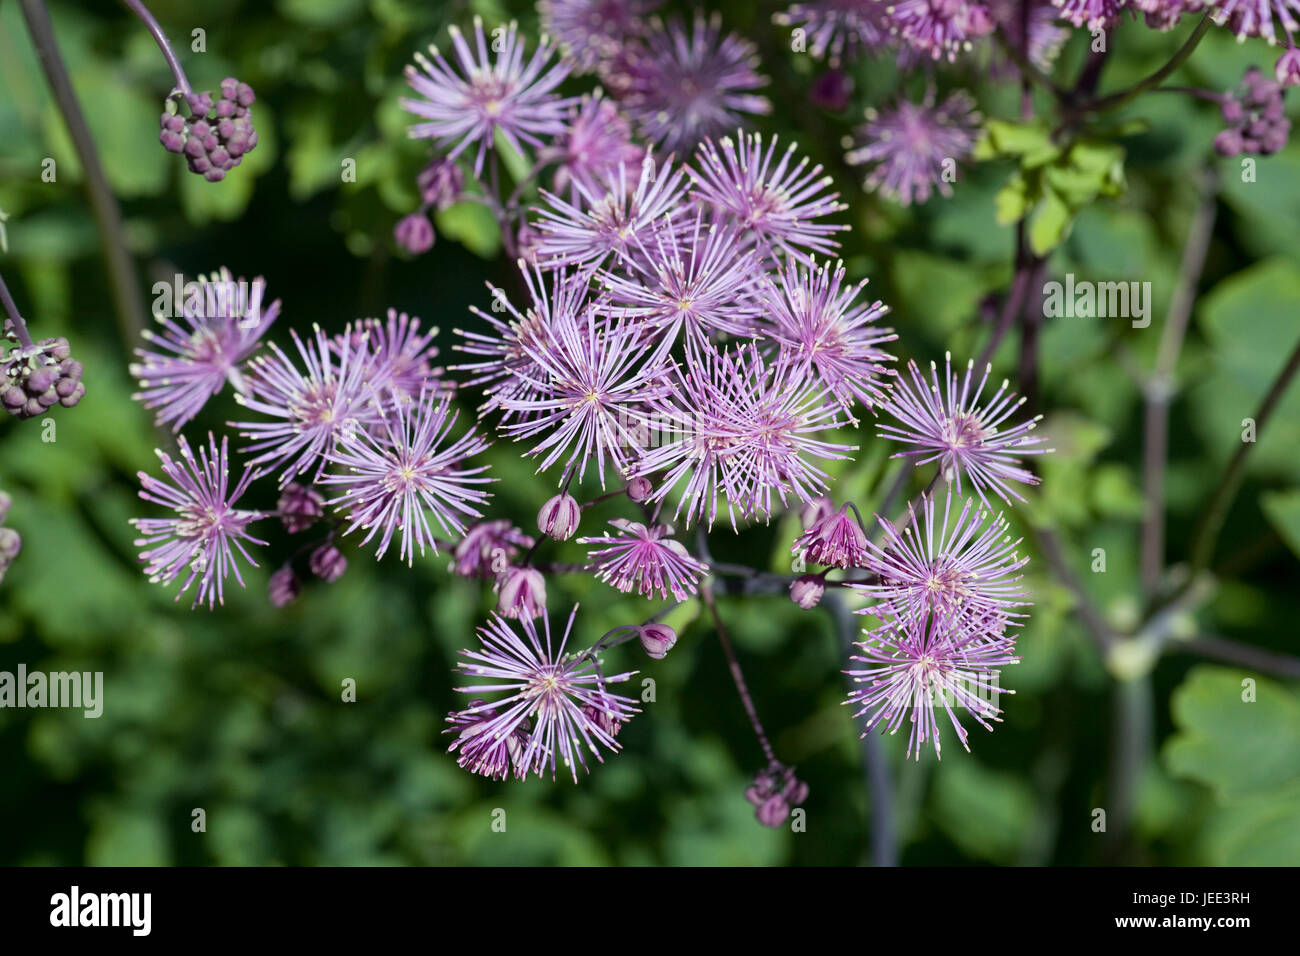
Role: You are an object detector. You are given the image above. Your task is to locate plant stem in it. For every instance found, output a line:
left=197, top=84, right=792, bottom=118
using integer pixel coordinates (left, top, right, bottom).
left=1180, top=634, right=1300, bottom=679
left=825, top=590, right=897, bottom=867
left=1140, top=169, right=1218, bottom=596
left=19, top=0, right=148, bottom=352
left=121, top=0, right=192, bottom=96
left=1069, top=14, right=1213, bottom=120
left=1188, top=334, right=1300, bottom=574
left=0, top=270, right=35, bottom=348
left=699, top=580, right=775, bottom=765
left=1105, top=673, right=1152, bottom=862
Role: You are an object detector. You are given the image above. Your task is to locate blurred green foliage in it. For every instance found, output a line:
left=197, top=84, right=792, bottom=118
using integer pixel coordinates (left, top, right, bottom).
left=1, top=0, right=1298, bottom=865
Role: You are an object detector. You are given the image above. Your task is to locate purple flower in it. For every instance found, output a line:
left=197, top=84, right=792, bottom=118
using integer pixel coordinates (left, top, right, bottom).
left=744, top=762, right=809, bottom=826
left=538, top=492, right=583, bottom=540
left=878, top=354, right=1050, bottom=505
left=130, top=433, right=266, bottom=609
left=418, top=157, right=465, bottom=209
left=989, top=0, right=1069, bottom=72
left=336, top=310, right=449, bottom=403
left=1278, top=46, right=1300, bottom=86
left=845, top=606, right=1019, bottom=759
left=277, top=481, right=324, bottom=533
left=1208, top=0, right=1300, bottom=39
left=540, top=0, right=662, bottom=73
left=790, top=572, right=827, bottom=609
left=533, top=156, right=687, bottom=273
left=843, top=90, right=981, bottom=206
left=310, top=544, right=348, bottom=582
left=612, top=12, right=771, bottom=154
left=232, top=324, right=379, bottom=485
left=793, top=503, right=870, bottom=569
left=634, top=344, right=856, bottom=527
left=598, top=211, right=762, bottom=344
left=579, top=518, right=709, bottom=599
left=773, top=0, right=892, bottom=65
left=884, top=0, right=995, bottom=61
left=131, top=269, right=280, bottom=432
left=319, top=391, right=492, bottom=565
left=851, top=492, right=1031, bottom=625
left=543, top=93, right=646, bottom=202
left=268, top=565, right=300, bottom=607
left=451, top=606, right=639, bottom=781
left=758, top=257, right=895, bottom=410
left=394, top=212, right=435, bottom=255
left=500, top=304, right=672, bottom=488
left=445, top=700, right=532, bottom=780
left=496, top=565, right=548, bottom=618
left=455, top=268, right=583, bottom=419
left=1050, top=0, right=1129, bottom=28
left=637, top=622, right=677, bottom=658
left=689, top=132, right=849, bottom=265
left=453, top=520, right=534, bottom=578
left=400, top=18, right=575, bottom=176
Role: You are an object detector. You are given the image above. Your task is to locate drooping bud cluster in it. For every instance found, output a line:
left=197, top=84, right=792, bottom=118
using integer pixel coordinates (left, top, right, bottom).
left=159, top=78, right=258, bottom=182
left=0, top=490, right=19, bottom=584
left=1215, top=67, right=1291, bottom=158
left=745, top=762, right=810, bottom=828
left=2, top=323, right=85, bottom=419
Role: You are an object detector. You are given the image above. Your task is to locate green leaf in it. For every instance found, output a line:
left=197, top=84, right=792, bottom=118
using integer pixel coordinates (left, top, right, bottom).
left=435, top=201, right=502, bottom=259
left=1165, top=666, right=1300, bottom=802
left=1027, top=186, right=1072, bottom=256
left=932, top=757, right=1036, bottom=862
left=1261, top=490, right=1300, bottom=559
left=994, top=173, right=1029, bottom=224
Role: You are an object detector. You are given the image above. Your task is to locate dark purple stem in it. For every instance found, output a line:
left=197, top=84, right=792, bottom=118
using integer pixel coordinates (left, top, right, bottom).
left=122, top=0, right=192, bottom=96
left=0, top=270, right=35, bottom=349
left=700, top=578, right=776, bottom=765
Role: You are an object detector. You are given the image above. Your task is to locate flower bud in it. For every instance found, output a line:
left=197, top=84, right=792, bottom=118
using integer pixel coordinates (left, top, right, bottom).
left=625, top=475, right=653, bottom=502
left=637, top=623, right=677, bottom=659
left=309, top=544, right=347, bottom=582
left=394, top=213, right=435, bottom=255
left=278, top=482, right=324, bottom=533
left=496, top=566, right=546, bottom=619
left=268, top=565, right=301, bottom=607
left=799, top=495, right=834, bottom=530
left=790, top=573, right=826, bottom=610
left=0, top=490, right=10, bottom=525
left=537, top=493, right=581, bottom=540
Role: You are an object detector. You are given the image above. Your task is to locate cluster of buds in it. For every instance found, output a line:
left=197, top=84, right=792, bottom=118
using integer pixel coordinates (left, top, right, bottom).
left=159, top=78, right=258, bottom=182
left=0, top=490, right=19, bottom=584
left=745, top=762, right=810, bottom=828
left=1215, top=67, right=1292, bottom=158
left=2, top=323, right=85, bottom=419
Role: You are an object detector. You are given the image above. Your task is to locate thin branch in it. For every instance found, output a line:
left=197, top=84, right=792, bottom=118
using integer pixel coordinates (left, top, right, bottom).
left=700, top=580, right=775, bottom=765
left=1140, top=168, right=1218, bottom=595
left=0, top=269, right=35, bottom=349
left=1179, top=634, right=1300, bottom=680
left=1188, top=334, right=1300, bottom=573
left=19, top=0, right=148, bottom=352
left=825, top=591, right=897, bottom=867
left=122, top=0, right=192, bottom=96
left=1031, top=525, right=1116, bottom=654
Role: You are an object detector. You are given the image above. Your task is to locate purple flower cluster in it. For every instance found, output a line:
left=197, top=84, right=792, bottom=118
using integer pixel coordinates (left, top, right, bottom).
left=130, top=276, right=492, bottom=607
left=158, top=79, right=258, bottom=182
left=1214, top=67, right=1293, bottom=155
left=0, top=490, right=20, bottom=584
left=3, top=323, right=84, bottom=420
